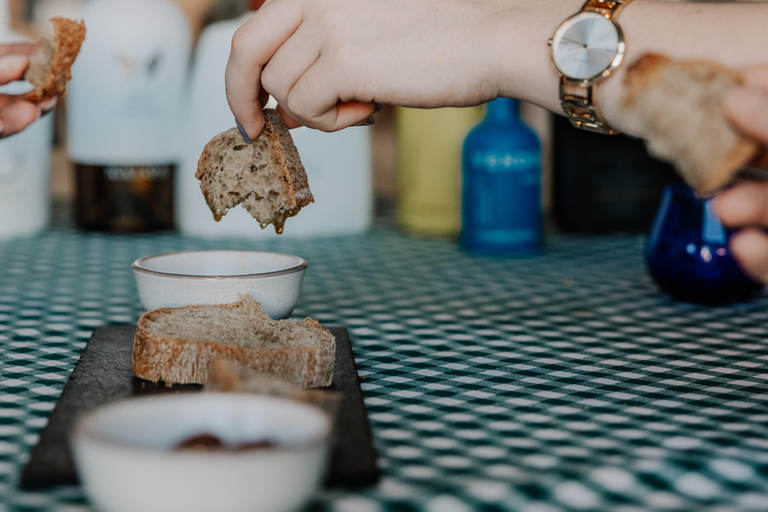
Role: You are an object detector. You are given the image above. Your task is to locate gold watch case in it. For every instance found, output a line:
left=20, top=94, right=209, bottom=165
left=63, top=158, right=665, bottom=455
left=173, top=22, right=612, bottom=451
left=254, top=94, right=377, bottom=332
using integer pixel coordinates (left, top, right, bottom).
left=547, top=12, right=626, bottom=87
left=547, top=0, right=633, bottom=135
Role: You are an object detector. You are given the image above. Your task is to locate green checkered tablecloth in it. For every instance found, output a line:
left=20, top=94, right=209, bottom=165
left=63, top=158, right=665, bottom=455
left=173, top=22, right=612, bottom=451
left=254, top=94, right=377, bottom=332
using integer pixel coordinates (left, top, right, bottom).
left=2, top=221, right=768, bottom=512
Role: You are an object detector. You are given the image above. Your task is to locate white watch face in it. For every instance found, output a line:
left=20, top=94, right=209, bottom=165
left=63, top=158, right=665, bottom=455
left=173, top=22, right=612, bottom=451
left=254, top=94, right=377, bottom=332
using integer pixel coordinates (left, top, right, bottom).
left=552, top=12, right=620, bottom=81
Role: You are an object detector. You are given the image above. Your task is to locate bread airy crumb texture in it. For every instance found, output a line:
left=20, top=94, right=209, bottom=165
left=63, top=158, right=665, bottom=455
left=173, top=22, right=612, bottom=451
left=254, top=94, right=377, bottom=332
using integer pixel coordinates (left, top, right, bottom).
left=195, top=109, right=314, bottom=234
left=621, top=53, right=758, bottom=195
left=24, top=17, right=85, bottom=102
left=206, top=359, right=340, bottom=416
left=132, top=296, right=335, bottom=387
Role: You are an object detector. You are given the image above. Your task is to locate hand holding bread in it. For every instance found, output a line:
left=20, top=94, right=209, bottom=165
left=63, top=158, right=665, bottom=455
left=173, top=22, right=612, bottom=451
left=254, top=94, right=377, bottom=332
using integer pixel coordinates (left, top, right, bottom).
left=0, top=17, right=83, bottom=139
left=620, top=54, right=759, bottom=196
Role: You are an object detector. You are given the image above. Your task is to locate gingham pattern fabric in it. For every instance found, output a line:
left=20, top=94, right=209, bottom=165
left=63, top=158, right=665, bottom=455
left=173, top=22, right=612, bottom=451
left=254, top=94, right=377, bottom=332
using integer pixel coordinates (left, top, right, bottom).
left=1, top=221, right=768, bottom=512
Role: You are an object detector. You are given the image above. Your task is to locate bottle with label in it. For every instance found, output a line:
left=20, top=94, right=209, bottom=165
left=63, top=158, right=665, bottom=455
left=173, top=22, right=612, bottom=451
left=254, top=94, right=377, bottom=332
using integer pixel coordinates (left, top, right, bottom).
left=67, top=0, right=192, bottom=232
left=0, top=0, right=55, bottom=240
left=461, top=98, right=542, bottom=254
left=396, top=106, right=482, bottom=237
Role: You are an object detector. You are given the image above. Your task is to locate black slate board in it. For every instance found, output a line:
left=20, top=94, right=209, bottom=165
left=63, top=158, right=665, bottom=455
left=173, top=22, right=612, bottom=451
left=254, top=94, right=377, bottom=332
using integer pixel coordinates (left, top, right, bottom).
left=20, top=325, right=379, bottom=489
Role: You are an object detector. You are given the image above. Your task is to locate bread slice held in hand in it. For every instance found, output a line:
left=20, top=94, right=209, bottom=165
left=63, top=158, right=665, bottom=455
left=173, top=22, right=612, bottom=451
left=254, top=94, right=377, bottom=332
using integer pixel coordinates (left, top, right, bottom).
left=132, top=296, right=335, bottom=387
left=24, top=17, right=86, bottom=102
left=195, top=109, right=314, bottom=234
left=621, top=53, right=758, bottom=195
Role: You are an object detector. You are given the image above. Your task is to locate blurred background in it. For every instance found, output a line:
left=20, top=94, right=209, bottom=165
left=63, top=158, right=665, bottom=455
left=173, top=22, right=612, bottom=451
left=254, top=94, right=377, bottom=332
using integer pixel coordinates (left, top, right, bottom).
left=2, top=0, right=683, bottom=243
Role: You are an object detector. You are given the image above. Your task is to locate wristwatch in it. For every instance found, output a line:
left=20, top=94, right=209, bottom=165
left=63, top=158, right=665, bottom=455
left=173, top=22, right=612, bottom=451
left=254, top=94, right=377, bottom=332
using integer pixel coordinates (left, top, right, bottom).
left=548, top=0, right=634, bottom=135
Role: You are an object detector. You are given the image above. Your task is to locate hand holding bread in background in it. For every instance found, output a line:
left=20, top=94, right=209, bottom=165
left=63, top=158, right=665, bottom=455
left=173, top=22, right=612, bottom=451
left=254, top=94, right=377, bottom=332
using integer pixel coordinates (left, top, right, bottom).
left=0, top=17, right=83, bottom=139
left=0, top=46, right=49, bottom=138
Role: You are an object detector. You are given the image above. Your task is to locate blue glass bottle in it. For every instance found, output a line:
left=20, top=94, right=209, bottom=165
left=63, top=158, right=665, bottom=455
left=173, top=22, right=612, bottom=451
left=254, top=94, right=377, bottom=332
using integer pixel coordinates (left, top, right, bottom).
left=645, top=184, right=763, bottom=304
left=461, top=98, right=542, bottom=254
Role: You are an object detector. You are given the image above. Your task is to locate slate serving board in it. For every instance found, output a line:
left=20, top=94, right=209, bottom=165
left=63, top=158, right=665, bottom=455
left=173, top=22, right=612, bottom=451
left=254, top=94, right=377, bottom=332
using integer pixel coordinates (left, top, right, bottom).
left=20, top=325, right=379, bottom=489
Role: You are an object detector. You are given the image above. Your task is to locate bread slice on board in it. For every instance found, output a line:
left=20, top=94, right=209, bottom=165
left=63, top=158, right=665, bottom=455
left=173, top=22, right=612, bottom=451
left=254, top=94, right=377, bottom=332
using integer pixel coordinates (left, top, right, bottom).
left=132, top=296, right=335, bottom=387
left=24, top=17, right=86, bottom=102
left=195, top=109, right=314, bottom=234
left=621, top=53, right=758, bottom=195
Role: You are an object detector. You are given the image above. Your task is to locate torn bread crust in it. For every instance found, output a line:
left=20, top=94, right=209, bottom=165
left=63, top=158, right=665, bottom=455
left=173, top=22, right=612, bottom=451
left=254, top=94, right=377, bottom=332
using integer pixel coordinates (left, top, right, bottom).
left=621, top=53, right=758, bottom=195
left=195, top=109, right=314, bottom=234
left=24, top=18, right=86, bottom=102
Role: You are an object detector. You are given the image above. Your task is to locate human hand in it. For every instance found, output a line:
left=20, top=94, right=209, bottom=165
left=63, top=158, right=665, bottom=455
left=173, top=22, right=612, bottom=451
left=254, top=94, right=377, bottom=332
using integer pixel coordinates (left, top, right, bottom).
left=0, top=44, right=56, bottom=139
left=226, top=0, right=515, bottom=137
left=713, top=66, right=768, bottom=283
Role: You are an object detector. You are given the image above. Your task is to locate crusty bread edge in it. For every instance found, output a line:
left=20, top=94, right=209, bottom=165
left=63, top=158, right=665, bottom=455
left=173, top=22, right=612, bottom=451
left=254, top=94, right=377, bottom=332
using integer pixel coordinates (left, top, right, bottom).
left=622, top=53, right=759, bottom=195
left=132, top=302, right=335, bottom=388
left=24, top=17, right=86, bottom=102
left=622, top=53, right=745, bottom=107
left=263, top=109, right=314, bottom=207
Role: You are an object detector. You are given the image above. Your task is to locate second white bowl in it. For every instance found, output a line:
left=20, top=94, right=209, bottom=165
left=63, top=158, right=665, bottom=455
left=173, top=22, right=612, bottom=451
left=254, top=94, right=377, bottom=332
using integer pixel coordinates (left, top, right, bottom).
left=73, top=393, right=331, bottom=512
left=132, top=250, right=307, bottom=318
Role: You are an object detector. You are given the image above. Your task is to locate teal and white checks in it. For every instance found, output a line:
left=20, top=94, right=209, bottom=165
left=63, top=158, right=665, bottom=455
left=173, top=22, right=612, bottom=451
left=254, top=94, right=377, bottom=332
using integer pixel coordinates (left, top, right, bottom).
left=2, top=220, right=768, bottom=511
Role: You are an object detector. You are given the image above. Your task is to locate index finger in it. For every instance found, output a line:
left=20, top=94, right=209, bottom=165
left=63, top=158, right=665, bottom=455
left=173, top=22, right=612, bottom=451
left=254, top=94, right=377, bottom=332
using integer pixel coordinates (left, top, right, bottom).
left=0, top=43, right=40, bottom=58
left=225, top=0, right=304, bottom=140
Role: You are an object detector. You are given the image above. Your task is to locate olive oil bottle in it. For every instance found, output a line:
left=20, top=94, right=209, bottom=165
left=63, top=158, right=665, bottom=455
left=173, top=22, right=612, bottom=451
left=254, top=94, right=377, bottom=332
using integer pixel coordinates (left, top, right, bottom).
left=396, top=106, right=482, bottom=237
left=67, top=0, right=192, bottom=232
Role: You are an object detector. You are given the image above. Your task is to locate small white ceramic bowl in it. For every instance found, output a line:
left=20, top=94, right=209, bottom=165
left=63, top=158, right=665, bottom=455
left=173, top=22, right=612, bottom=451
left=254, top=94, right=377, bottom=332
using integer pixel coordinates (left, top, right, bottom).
left=73, top=393, right=331, bottom=512
left=132, top=250, right=307, bottom=318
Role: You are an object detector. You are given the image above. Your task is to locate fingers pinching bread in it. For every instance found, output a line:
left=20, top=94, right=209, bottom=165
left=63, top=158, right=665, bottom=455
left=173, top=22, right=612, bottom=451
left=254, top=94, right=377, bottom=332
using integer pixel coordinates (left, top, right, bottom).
left=24, top=17, right=86, bottom=102
left=195, top=109, right=314, bottom=234
left=621, top=53, right=758, bottom=195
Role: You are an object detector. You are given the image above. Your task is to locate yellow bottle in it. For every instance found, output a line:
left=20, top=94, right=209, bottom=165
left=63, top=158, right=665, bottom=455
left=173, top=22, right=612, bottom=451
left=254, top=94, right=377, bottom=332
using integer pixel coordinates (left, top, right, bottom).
left=396, top=106, right=483, bottom=237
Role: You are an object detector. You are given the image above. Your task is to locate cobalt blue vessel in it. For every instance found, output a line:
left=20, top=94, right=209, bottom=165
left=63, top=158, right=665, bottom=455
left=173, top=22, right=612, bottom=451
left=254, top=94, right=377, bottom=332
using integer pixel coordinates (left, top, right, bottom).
left=461, top=98, right=542, bottom=254
left=645, top=184, right=763, bottom=304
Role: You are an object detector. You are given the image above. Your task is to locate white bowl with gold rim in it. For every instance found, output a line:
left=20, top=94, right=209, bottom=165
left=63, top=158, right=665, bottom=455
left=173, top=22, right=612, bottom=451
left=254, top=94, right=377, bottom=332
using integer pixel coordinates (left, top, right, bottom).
left=131, top=250, right=306, bottom=318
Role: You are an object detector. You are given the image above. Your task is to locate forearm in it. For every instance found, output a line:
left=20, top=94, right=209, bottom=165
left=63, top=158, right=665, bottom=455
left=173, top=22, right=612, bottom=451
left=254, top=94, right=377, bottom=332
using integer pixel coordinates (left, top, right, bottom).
left=490, top=0, right=768, bottom=134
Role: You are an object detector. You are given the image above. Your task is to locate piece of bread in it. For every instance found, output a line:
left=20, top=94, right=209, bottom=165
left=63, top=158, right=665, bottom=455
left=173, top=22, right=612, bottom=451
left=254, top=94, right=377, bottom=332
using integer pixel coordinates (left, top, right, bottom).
left=132, top=296, right=335, bottom=387
left=24, top=17, right=86, bottom=102
left=621, top=53, right=758, bottom=195
left=195, top=109, right=314, bottom=234
left=205, top=359, right=340, bottom=416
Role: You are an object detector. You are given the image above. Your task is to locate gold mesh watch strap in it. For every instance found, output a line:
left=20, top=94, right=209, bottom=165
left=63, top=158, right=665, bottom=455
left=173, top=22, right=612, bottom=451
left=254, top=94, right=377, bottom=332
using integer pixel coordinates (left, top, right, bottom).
left=583, top=0, right=630, bottom=17
left=559, top=0, right=633, bottom=135
left=559, top=79, right=619, bottom=135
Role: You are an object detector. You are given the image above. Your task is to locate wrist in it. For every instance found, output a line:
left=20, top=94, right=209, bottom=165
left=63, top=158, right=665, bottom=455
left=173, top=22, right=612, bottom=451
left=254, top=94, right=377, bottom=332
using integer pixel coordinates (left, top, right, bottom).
left=486, top=0, right=583, bottom=109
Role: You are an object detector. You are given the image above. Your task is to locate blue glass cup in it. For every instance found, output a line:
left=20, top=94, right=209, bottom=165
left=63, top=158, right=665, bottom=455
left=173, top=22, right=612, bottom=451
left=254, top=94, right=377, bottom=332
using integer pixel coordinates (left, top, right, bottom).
left=645, top=184, right=763, bottom=304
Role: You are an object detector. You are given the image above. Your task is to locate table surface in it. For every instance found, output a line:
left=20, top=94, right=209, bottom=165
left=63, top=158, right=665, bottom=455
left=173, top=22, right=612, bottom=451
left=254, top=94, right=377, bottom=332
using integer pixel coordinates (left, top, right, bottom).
left=1, top=223, right=768, bottom=512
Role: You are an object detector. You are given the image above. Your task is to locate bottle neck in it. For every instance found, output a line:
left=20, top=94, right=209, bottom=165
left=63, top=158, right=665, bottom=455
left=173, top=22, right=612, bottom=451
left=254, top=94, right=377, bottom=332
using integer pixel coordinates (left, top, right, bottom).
left=484, top=97, right=520, bottom=123
left=0, top=0, right=10, bottom=33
